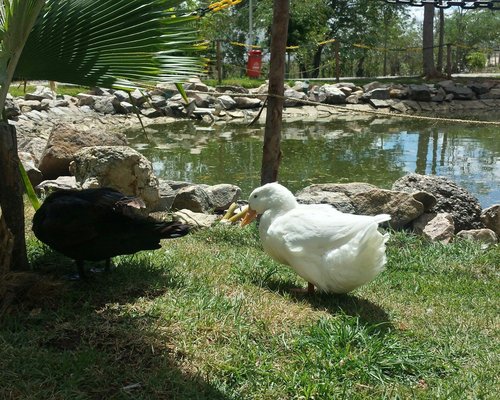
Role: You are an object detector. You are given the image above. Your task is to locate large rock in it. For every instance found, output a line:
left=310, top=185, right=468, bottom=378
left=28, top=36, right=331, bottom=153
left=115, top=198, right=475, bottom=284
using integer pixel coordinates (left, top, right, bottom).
left=69, top=146, right=160, bottom=210
left=480, top=204, right=500, bottom=237
left=38, top=123, right=128, bottom=179
left=296, top=183, right=377, bottom=214
left=412, top=212, right=455, bottom=243
left=456, top=229, right=498, bottom=249
left=296, top=183, right=425, bottom=228
left=35, top=176, right=79, bottom=196
left=172, top=209, right=218, bottom=229
left=319, top=85, right=347, bottom=104
left=18, top=151, right=43, bottom=187
left=296, top=190, right=355, bottom=214
left=408, top=85, right=432, bottom=102
left=206, top=184, right=242, bottom=212
left=350, top=189, right=425, bottom=229
left=392, top=174, right=482, bottom=232
left=171, top=185, right=211, bottom=213
left=25, top=85, right=55, bottom=101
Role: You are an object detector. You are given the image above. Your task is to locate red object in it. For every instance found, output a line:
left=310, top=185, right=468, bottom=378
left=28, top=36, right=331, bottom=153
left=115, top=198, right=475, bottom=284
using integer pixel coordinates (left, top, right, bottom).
left=246, top=50, right=262, bottom=78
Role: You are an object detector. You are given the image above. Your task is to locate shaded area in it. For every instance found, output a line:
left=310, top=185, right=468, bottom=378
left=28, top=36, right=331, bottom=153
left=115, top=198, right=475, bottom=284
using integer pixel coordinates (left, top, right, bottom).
left=1, top=247, right=231, bottom=400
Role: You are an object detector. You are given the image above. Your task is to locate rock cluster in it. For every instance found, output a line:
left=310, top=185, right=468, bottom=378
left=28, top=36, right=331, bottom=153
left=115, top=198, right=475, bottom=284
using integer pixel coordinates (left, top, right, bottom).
left=6, top=78, right=500, bottom=132
left=10, top=80, right=499, bottom=249
left=295, top=175, right=498, bottom=247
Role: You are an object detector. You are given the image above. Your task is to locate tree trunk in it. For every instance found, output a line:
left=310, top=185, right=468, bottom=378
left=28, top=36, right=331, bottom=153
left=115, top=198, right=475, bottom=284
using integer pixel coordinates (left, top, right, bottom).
left=422, top=4, right=438, bottom=79
left=261, top=0, right=289, bottom=185
left=436, top=7, right=445, bottom=73
left=0, top=123, right=29, bottom=271
left=0, top=208, right=14, bottom=275
left=310, top=46, right=324, bottom=79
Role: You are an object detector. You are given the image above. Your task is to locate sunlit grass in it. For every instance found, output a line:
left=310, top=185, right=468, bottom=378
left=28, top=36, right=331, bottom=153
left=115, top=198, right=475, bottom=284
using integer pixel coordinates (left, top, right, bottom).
left=9, top=83, right=89, bottom=98
left=1, top=224, right=498, bottom=399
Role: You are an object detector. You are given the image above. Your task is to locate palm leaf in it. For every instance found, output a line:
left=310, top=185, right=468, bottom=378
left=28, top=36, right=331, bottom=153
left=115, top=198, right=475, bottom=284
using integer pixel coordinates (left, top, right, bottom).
left=15, top=0, right=206, bottom=90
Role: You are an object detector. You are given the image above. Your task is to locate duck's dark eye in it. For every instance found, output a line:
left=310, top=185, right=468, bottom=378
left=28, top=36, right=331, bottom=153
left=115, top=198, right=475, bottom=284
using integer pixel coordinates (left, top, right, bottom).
left=253, top=194, right=258, bottom=198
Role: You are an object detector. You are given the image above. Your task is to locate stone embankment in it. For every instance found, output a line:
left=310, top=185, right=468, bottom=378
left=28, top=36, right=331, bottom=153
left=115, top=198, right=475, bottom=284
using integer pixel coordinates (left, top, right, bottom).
left=7, top=77, right=500, bottom=141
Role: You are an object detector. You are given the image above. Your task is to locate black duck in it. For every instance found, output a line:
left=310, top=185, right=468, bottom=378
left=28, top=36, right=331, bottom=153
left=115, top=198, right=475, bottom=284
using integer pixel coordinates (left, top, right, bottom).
left=32, top=187, right=190, bottom=278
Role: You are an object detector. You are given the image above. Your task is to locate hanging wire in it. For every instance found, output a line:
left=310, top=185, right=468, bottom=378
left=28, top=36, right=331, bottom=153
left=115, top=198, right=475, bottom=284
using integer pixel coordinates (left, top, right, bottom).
left=383, top=0, right=500, bottom=9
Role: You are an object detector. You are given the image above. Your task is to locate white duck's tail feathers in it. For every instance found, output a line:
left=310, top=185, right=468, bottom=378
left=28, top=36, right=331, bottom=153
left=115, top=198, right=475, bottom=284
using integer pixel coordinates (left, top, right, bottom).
left=374, top=214, right=391, bottom=224
left=321, top=222, right=388, bottom=293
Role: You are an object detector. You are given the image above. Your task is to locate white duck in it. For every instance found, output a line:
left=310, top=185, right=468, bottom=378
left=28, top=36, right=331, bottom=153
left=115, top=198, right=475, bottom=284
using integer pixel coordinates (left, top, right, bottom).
left=241, top=182, right=390, bottom=294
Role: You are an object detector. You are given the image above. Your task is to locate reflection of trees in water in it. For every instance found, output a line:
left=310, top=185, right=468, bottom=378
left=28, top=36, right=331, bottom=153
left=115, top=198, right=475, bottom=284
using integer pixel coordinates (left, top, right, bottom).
left=125, top=120, right=498, bottom=203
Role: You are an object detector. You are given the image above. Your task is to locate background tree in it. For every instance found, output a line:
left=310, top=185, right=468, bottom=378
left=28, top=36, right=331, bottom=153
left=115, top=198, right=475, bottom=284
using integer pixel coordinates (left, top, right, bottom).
left=422, top=3, right=439, bottom=78
left=445, top=8, right=500, bottom=72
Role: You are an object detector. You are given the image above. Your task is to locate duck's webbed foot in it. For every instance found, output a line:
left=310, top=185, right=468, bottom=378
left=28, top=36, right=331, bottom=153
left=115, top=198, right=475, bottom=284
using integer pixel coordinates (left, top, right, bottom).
left=64, top=260, right=87, bottom=280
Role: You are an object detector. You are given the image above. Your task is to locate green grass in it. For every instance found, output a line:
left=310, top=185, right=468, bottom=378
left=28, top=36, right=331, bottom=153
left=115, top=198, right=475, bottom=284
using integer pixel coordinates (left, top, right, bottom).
left=9, top=83, right=89, bottom=98
left=1, top=224, right=499, bottom=399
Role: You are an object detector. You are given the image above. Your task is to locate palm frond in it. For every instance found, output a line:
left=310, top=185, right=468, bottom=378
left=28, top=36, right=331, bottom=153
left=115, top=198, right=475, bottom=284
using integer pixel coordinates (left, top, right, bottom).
left=15, top=0, right=206, bottom=90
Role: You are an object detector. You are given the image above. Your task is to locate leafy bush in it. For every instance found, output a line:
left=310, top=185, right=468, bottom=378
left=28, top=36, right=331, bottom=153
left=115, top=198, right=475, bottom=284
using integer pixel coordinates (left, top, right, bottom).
left=466, top=52, right=487, bottom=72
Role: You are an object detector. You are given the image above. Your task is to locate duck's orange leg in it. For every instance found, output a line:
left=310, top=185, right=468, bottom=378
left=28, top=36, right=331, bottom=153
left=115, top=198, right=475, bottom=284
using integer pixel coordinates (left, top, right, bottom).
left=290, top=282, right=316, bottom=294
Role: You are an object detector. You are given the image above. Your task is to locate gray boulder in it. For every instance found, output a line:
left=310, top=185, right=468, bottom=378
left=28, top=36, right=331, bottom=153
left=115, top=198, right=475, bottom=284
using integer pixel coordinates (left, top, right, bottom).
left=69, top=145, right=160, bottom=210
left=35, top=176, right=79, bottom=196
left=350, top=189, right=425, bottom=229
left=93, top=96, right=118, bottom=114
left=456, top=228, right=498, bottom=249
left=363, top=88, right=390, bottom=101
left=5, top=94, right=21, bottom=119
left=25, top=86, right=55, bottom=101
left=442, top=85, right=475, bottom=100
left=392, top=174, right=483, bottom=232
left=19, top=151, right=43, bottom=187
left=206, top=184, right=242, bottom=212
left=284, top=88, right=308, bottom=107
left=412, top=212, right=455, bottom=243
left=408, top=85, right=432, bottom=102
left=171, top=185, right=211, bottom=213
left=296, top=183, right=425, bottom=228
left=216, top=85, right=249, bottom=94
left=217, top=95, right=237, bottom=110
left=296, top=190, right=355, bottom=214
left=319, top=84, right=346, bottom=104
left=234, top=96, right=261, bottom=109
left=480, top=205, right=500, bottom=237
left=173, top=209, right=218, bottom=229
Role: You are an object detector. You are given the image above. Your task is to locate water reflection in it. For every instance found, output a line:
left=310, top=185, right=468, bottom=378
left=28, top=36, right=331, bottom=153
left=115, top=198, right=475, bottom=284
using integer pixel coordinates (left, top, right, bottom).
left=126, top=118, right=499, bottom=207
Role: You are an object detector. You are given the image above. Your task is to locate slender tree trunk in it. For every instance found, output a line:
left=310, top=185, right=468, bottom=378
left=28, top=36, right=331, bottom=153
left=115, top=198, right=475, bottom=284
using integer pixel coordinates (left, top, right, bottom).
left=0, top=207, right=14, bottom=275
left=0, top=123, right=29, bottom=271
left=423, top=4, right=438, bottom=78
left=437, top=7, right=445, bottom=73
left=310, top=46, right=324, bottom=79
left=261, top=0, right=289, bottom=185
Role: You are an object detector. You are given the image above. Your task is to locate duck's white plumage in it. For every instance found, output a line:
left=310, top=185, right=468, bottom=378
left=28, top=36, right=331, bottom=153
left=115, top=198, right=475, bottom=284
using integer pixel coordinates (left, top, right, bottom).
left=247, top=182, right=390, bottom=293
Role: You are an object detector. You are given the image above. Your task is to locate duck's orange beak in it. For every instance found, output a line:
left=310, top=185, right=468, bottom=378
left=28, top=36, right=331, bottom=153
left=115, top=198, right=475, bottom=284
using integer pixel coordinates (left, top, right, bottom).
left=240, top=207, right=257, bottom=227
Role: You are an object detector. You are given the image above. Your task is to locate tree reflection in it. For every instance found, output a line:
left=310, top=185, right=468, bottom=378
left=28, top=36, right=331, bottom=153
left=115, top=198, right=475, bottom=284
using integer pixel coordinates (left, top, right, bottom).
left=125, top=118, right=499, bottom=206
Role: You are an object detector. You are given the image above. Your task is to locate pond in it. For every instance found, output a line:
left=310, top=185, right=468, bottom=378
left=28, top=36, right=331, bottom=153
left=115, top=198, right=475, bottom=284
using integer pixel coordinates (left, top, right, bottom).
left=126, top=115, right=500, bottom=208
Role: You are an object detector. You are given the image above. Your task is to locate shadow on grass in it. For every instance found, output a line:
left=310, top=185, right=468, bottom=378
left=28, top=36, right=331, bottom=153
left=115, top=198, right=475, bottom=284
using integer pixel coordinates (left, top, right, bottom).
left=1, top=248, right=231, bottom=400
left=262, top=277, right=391, bottom=328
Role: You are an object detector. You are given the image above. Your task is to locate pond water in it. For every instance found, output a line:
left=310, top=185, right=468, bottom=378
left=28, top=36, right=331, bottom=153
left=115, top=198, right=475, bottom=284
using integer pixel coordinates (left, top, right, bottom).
left=126, top=115, right=500, bottom=208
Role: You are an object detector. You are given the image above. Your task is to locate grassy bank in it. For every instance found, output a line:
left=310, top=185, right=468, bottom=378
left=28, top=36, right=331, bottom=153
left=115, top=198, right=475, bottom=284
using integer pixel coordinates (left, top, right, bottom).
left=1, top=224, right=498, bottom=399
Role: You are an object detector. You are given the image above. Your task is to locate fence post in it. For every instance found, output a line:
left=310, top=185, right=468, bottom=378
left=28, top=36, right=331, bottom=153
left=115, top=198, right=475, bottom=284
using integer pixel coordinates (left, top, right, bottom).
left=216, top=40, right=222, bottom=84
left=335, top=40, right=340, bottom=83
left=446, top=43, right=452, bottom=79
